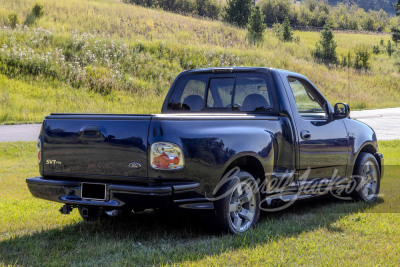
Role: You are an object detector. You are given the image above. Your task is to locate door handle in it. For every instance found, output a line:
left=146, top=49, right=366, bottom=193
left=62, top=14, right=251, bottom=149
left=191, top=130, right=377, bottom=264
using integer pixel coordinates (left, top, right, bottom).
left=79, top=125, right=105, bottom=141
left=300, top=130, right=311, bottom=140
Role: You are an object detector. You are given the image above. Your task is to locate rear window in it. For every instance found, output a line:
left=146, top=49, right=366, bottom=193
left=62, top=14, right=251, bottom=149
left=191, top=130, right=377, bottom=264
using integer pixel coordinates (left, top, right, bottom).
left=167, top=73, right=274, bottom=113
left=207, top=78, right=235, bottom=108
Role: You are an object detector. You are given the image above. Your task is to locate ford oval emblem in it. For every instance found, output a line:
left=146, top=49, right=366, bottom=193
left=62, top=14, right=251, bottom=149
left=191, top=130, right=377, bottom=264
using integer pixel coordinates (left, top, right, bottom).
left=128, top=162, right=141, bottom=169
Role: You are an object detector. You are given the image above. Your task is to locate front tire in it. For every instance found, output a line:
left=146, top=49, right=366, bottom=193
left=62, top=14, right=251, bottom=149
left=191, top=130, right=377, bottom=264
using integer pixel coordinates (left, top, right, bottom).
left=350, top=152, right=381, bottom=202
left=214, top=171, right=260, bottom=234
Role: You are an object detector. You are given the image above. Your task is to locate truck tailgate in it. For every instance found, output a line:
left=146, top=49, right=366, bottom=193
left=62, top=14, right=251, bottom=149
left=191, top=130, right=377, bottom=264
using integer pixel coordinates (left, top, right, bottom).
left=41, top=114, right=152, bottom=180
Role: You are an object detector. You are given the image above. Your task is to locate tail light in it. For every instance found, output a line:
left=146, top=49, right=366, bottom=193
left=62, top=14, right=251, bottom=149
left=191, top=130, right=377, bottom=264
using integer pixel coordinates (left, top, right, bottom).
left=150, top=142, right=184, bottom=170
left=36, top=138, right=41, bottom=164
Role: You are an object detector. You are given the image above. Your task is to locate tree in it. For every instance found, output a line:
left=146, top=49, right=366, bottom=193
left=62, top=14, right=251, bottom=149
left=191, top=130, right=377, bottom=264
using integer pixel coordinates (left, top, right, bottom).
left=261, top=0, right=292, bottom=24
left=354, top=45, right=371, bottom=70
left=196, top=0, right=220, bottom=19
left=393, top=1, right=400, bottom=43
left=314, top=23, right=337, bottom=64
left=282, top=16, right=293, bottom=41
left=272, top=16, right=294, bottom=42
left=392, top=28, right=400, bottom=44
left=362, top=14, right=375, bottom=31
left=32, top=3, right=44, bottom=18
left=223, top=0, right=253, bottom=27
left=247, top=6, right=267, bottom=45
left=387, top=40, right=393, bottom=57
left=8, top=13, right=19, bottom=29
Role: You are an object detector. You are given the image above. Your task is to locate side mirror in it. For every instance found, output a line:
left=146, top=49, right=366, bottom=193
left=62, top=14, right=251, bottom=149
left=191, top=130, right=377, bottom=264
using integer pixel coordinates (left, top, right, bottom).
left=334, top=103, right=350, bottom=119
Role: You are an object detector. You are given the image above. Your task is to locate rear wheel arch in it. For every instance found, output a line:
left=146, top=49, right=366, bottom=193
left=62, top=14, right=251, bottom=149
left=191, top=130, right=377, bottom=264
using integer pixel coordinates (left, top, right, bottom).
left=222, top=155, right=266, bottom=185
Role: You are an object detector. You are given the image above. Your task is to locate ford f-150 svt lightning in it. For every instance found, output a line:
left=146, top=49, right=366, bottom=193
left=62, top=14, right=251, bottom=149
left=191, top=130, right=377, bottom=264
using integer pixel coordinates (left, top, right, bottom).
left=27, top=67, right=383, bottom=234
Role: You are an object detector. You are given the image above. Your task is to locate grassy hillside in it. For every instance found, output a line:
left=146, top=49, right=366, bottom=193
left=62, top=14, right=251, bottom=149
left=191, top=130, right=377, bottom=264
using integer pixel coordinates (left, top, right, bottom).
left=0, top=141, right=399, bottom=265
left=0, top=0, right=399, bottom=124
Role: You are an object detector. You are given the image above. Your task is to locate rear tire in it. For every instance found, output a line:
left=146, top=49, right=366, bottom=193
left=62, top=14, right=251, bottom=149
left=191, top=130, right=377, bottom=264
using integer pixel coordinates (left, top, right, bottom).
left=213, top=171, right=260, bottom=234
left=350, top=152, right=381, bottom=202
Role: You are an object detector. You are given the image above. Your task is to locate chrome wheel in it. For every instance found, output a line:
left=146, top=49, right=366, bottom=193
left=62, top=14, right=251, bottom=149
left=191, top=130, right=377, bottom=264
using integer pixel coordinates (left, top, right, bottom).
left=350, top=152, right=381, bottom=203
left=360, top=161, right=378, bottom=201
left=228, top=179, right=257, bottom=233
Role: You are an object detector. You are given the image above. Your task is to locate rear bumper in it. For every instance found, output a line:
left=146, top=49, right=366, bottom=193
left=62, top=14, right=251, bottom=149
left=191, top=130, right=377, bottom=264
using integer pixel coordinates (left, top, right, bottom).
left=26, top=176, right=211, bottom=210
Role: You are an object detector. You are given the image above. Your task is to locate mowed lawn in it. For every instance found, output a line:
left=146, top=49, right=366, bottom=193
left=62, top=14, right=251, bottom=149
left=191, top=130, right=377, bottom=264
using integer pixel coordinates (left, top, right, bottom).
left=0, top=141, right=399, bottom=266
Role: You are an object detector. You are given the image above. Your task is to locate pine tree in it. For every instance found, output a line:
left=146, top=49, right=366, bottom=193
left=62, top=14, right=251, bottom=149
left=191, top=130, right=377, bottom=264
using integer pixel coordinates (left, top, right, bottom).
left=314, top=23, right=337, bottom=64
left=393, top=1, right=400, bottom=44
left=223, top=0, right=253, bottom=28
left=392, top=28, right=400, bottom=44
left=387, top=40, right=393, bottom=57
left=247, top=6, right=267, bottom=45
left=282, top=17, right=293, bottom=42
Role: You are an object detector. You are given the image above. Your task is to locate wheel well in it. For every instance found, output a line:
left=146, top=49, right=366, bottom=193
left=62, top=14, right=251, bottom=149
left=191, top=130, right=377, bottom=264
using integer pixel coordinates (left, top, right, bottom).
left=359, top=144, right=376, bottom=156
left=356, top=144, right=382, bottom=175
left=223, top=156, right=265, bottom=183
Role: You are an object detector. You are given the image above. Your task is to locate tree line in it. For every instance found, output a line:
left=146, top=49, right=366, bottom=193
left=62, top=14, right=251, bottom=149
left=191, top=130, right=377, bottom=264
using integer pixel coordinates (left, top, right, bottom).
left=123, top=0, right=220, bottom=19
left=124, top=0, right=400, bottom=32
left=327, top=0, right=397, bottom=16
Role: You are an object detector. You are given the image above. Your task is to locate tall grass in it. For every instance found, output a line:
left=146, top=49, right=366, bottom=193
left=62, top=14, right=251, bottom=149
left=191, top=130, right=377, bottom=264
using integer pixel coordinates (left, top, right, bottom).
left=0, top=0, right=248, bottom=48
left=0, top=74, right=165, bottom=124
left=0, top=0, right=399, bottom=124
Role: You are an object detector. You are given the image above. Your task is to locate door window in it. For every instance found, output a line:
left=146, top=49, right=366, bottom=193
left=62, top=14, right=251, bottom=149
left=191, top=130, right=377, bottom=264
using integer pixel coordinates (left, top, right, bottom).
left=288, top=77, right=327, bottom=118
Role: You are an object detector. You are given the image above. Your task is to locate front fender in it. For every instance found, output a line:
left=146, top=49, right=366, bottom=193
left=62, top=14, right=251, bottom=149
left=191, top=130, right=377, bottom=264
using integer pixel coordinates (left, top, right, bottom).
left=344, top=118, right=379, bottom=176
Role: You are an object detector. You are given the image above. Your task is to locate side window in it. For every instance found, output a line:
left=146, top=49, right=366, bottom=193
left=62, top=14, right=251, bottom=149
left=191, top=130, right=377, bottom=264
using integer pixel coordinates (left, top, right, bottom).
left=235, top=74, right=272, bottom=112
left=168, top=75, right=207, bottom=111
left=288, top=77, right=327, bottom=118
left=206, top=78, right=235, bottom=108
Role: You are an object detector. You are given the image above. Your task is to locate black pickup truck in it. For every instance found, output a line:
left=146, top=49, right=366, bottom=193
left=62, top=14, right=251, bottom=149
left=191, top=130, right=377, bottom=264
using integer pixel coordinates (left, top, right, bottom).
left=27, top=67, right=383, bottom=234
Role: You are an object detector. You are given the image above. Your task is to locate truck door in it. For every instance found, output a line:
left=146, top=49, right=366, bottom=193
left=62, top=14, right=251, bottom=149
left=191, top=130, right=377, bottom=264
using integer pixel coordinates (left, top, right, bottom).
left=283, top=75, right=349, bottom=188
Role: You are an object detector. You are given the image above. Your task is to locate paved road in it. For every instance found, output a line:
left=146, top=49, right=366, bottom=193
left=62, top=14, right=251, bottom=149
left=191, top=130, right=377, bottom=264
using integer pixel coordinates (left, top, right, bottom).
left=351, top=107, right=400, bottom=141
left=0, top=124, right=42, bottom=142
left=0, top=108, right=399, bottom=142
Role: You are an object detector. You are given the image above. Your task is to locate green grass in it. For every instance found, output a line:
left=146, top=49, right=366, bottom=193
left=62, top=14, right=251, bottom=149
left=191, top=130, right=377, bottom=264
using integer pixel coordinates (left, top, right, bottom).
left=0, top=0, right=399, bottom=124
left=0, top=141, right=399, bottom=266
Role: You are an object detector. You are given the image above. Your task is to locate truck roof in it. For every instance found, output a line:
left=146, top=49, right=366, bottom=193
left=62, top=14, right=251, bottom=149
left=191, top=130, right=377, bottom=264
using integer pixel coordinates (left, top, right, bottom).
left=180, top=67, right=301, bottom=77
left=180, top=67, right=270, bottom=74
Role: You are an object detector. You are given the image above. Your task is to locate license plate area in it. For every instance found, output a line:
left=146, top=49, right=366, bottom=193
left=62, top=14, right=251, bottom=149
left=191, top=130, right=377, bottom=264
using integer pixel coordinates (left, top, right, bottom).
left=81, top=183, right=106, bottom=201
